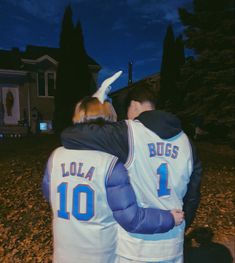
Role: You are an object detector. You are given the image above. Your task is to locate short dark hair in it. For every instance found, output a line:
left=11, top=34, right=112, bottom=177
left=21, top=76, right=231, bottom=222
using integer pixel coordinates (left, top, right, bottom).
left=191, top=227, right=214, bottom=245
left=125, top=85, right=157, bottom=109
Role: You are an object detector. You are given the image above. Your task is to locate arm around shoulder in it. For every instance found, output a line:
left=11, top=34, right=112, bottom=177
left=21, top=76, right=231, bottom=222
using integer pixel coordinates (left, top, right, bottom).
left=61, top=121, right=129, bottom=163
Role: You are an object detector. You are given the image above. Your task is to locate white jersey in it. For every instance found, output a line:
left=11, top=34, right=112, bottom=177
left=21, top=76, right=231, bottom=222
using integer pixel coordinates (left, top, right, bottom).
left=49, top=147, right=118, bottom=263
left=117, top=120, right=193, bottom=262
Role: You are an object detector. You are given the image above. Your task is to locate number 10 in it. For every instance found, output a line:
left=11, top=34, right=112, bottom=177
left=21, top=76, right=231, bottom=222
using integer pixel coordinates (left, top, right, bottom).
left=57, top=183, right=94, bottom=221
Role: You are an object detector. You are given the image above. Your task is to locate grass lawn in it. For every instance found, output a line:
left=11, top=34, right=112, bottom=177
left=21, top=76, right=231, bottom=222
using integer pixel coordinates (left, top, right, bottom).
left=0, top=135, right=234, bottom=262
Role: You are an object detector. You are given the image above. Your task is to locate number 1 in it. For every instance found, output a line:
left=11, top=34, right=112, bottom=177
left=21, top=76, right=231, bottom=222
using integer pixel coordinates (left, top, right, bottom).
left=157, top=163, right=171, bottom=197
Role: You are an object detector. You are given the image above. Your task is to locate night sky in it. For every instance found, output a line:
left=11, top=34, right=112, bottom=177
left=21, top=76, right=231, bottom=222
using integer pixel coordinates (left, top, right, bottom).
left=0, top=0, right=192, bottom=91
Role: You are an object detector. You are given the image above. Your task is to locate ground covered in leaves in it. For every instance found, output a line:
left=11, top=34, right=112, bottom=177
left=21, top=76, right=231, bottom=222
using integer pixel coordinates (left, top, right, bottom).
left=0, top=135, right=234, bottom=262
left=186, top=141, right=235, bottom=260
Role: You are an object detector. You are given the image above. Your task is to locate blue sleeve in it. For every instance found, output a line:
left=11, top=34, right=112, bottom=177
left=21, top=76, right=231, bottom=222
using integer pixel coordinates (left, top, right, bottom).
left=106, top=162, right=175, bottom=234
left=183, top=140, right=202, bottom=228
left=42, top=155, right=53, bottom=202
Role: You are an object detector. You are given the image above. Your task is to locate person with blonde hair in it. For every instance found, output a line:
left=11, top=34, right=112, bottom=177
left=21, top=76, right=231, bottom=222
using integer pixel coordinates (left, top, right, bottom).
left=72, top=96, right=117, bottom=124
left=42, top=71, right=184, bottom=263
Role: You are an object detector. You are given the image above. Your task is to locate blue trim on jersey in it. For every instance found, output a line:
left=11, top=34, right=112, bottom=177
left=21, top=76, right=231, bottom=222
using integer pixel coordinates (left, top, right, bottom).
left=105, top=156, right=118, bottom=185
left=129, top=221, right=185, bottom=241
left=124, top=120, right=134, bottom=168
left=166, top=131, right=183, bottom=141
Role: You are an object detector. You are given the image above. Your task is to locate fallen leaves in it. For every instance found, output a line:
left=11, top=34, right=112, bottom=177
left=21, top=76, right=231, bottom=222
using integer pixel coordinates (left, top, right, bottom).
left=0, top=137, right=234, bottom=261
left=0, top=136, right=57, bottom=262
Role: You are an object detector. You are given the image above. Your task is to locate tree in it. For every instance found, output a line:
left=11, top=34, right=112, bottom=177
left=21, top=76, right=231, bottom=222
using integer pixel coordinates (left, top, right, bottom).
left=178, top=0, right=235, bottom=139
left=159, top=25, right=185, bottom=110
left=54, top=5, right=74, bottom=132
left=72, top=21, right=96, bottom=97
left=159, top=25, right=176, bottom=107
left=175, top=35, right=185, bottom=80
left=54, top=6, right=96, bottom=132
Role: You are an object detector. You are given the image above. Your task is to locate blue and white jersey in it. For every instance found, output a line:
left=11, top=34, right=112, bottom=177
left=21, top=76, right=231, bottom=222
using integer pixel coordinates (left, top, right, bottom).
left=48, top=147, right=118, bottom=263
left=117, top=120, right=193, bottom=262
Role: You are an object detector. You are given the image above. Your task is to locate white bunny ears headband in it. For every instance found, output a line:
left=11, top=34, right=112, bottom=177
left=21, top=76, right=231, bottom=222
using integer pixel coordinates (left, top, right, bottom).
left=92, top=70, right=123, bottom=103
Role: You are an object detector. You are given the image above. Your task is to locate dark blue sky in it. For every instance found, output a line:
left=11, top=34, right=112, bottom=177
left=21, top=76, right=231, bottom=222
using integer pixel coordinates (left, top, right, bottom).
left=0, top=0, right=192, bottom=91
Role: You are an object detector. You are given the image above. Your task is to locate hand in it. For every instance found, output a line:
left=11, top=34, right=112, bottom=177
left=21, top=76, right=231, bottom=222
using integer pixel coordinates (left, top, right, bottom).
left=171, top=209, right=184, bottom=226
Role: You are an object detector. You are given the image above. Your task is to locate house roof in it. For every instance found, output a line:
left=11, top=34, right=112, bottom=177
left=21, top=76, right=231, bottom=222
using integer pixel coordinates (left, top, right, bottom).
left=0, top=49, right=22, bottom=70
left=23, top=45, right=100, bottom=66
left=0, top=45, right=100, bottom=70
left=111, top=72, right=160, bottom=97
left=22, top=45, right=60, bottom=61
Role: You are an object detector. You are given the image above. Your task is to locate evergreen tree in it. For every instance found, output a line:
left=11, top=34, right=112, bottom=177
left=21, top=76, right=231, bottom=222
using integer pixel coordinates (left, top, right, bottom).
left=159, top=25, right=185, bottom=110
left=54, top=5, right=74, bottom=132
left=59, top=5, right=74, bottom=57
left=72, top=21, right=96, bottom=98
left=178, top=0, right=235, bottom=139
left=174, top=35, right=186, bottom=108
left=159, top=25, right=176, bottom=107
left=54, top=6, right=96, bottom=132
left=175, top=35, right=185, bottom=80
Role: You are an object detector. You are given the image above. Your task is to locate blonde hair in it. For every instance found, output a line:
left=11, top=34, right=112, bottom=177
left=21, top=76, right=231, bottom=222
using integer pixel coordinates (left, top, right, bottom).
left=73, top=97, right=117, bottom=124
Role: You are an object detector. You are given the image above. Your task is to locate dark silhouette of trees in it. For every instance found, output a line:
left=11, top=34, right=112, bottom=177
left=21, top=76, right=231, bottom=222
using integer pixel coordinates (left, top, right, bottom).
left=159, top=25, right=185, bottom=110
left=175, top=35, right=185, bottom=80
left=72, top=21, right=96, bottom=96
left=178, top=0, right=235, bottom=140
left=54, top=5, right=95, bottom=132
left=54, top=5, right=73, bottom=132
left=159, top=25, right=176, bottom=106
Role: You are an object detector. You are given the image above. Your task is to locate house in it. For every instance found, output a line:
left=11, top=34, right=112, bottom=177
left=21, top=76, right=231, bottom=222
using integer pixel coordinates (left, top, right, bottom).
left=110, top=73, right=160, bottom=120
left=0, top=45, right=100, bottom=136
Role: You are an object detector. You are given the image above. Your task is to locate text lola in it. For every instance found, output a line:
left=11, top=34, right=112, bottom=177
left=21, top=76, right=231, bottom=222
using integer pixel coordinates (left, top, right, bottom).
left=61, top=162, right=95, bottom=181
